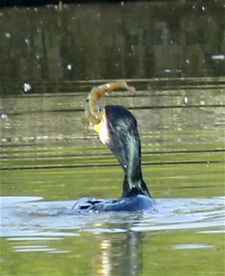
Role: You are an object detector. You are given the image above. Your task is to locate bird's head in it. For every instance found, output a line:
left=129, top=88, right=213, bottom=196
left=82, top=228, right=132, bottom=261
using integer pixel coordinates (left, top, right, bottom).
left=84, top=81, right=150, bottom=198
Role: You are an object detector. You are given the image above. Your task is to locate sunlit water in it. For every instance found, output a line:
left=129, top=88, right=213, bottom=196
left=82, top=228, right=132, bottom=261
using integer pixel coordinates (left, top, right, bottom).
left=1, top=196, right=225, bottom=241
left=1, top=81, right=225, bottom=276
left=1, top=1, right=225, bottom=275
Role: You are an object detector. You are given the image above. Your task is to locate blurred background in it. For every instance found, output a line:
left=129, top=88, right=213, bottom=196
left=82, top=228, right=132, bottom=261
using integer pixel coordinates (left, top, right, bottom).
left=0, top=0, right=224, bottom=94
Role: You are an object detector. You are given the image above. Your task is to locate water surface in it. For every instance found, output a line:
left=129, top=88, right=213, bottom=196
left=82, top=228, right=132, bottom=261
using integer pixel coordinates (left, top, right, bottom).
left=1, top=1, right=225, bottom=276
left=1, top=77, right=225, bottom=275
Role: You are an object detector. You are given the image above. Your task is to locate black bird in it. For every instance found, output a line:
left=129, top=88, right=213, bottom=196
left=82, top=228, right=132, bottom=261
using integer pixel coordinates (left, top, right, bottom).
left=73, top=81, right=153, bottom=212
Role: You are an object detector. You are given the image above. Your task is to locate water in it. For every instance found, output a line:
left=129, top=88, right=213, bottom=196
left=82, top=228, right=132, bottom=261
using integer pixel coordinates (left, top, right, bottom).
left=1, top=80, right=224, bottom=276
left=0, top=1, right=225, bottom=94
left=1, top=196, right=225, bottom=237
left=1, top=1, right=225, bottom=276
left=1, top=196, right=225, bottom=275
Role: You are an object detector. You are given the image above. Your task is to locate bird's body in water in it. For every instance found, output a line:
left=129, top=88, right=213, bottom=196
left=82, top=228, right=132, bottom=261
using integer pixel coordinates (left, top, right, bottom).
left=73, top=81, right=153, bottom=212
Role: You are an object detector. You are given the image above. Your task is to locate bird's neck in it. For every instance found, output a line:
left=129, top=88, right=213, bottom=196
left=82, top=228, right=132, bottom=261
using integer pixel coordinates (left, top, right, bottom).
left=121, top=138, right=150, bottom=198
left=104, top=105, right=151, bottom=198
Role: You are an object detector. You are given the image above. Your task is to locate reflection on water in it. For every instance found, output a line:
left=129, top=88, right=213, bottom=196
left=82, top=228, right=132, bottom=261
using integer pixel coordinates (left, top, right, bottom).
left=1, top=73, right=225, bottom=276
left=1, top=196, right=225, bottom=238
left=1, top=195, right=225, bottom=275
left=0, top=1, right=225, bottom=94
left=1, top=78, right=225, bottom=148
left=1, top=1, right=225, bottom=275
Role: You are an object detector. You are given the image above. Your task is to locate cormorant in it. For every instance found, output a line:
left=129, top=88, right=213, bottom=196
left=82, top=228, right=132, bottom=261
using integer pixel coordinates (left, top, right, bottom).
left=73, top=81, right=153, bottom=212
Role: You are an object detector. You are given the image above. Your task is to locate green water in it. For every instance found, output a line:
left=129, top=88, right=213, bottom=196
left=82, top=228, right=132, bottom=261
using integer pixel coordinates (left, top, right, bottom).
left=1, top=1, right=225, bottom=275
left=1, top=78, right=225, bottom=275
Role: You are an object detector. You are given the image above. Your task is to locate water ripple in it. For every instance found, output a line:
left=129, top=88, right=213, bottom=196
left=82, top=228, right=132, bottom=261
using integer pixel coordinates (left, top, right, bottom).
left=1, top=196, right=224, bottom=238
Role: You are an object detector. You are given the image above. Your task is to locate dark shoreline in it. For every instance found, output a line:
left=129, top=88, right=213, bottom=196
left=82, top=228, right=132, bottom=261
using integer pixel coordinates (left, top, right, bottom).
left=1, top=0, right=141, bottom=8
